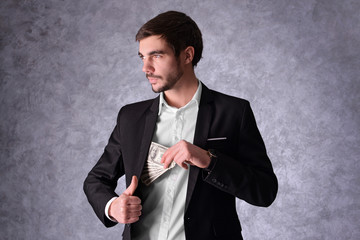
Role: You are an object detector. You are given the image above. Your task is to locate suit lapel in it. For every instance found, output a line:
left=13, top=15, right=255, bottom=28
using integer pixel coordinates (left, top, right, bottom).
left=132, top=87, right=214, bottom=211
left=135, top=97, right=160, bottom=179
left=185, top=84, right=214, bottom=211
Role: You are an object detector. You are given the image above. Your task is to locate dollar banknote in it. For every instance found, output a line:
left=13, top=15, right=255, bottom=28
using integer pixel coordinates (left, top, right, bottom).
left=140, top=142, right=176, bottom=186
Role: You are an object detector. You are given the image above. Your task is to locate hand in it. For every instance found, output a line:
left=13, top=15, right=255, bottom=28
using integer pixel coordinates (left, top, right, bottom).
left=108, top=176, right=142, bottom=224
left=161, top=140, right=211, bottom=170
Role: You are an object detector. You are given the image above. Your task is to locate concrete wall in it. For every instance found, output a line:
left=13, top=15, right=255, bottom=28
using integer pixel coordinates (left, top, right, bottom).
left=1, top=0, right=359, bottom=239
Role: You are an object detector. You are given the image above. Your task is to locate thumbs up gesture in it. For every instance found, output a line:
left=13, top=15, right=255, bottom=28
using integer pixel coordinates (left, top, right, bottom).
left=109, top=176, right=142, bottom=224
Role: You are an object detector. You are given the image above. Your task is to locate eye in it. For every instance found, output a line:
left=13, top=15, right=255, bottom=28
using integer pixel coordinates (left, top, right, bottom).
left=153, top=54, right=162, bottom=59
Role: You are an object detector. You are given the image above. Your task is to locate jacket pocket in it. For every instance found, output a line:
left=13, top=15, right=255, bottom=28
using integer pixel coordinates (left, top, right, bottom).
left=206, top=137, right=228, bottom=150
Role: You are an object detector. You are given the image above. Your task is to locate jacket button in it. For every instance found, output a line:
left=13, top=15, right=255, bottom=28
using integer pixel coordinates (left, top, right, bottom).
left=212, top=178, right=217, bottom=183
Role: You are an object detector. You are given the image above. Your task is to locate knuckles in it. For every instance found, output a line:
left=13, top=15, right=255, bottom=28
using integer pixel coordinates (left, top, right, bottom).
left=119, top=196, right=129, bottom=206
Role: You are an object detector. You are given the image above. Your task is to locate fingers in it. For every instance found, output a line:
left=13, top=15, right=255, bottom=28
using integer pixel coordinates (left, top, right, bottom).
left=124, top=175, right=138, bottom=196
left=161, top=140, right=211, bottom=169
left=109, top=176, right=141, bottom=224
left=161, top=146, right=178, bottom=169
left=123, top=216, right=141, bottom=224
left=161, top=141, right=189, bottom=170
left=116, top=196, right=142, bottom=223
left=109, top=194, right=142, bottom=224
left=121, top=195, right=141, bottom=205
left=173, top=152, right=189, bottom=169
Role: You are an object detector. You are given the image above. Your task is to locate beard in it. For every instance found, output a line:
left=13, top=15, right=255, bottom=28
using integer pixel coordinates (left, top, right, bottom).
left=147, top=63, right=184, bottom=93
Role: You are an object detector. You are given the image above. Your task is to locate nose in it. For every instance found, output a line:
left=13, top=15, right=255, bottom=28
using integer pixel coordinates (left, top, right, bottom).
left=142, top=59, right=154, bottom=74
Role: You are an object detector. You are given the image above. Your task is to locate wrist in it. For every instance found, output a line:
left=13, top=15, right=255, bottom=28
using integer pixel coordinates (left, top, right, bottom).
left=205, top=149, right=217, bottom=171
left=105, top=197, right=118, bottom=222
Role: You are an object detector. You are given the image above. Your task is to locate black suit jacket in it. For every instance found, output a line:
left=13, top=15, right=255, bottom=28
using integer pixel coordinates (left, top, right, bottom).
left=84, top=84, right=278, bottom=240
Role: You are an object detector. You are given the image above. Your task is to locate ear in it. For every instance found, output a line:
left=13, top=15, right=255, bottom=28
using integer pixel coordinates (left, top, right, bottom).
left=184, top=46, right=195, bottom=65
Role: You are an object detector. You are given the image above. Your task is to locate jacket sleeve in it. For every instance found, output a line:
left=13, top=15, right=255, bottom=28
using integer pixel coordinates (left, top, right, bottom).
left=83, top=110, right=125, bottom=227
left=203, top=101, right=278, bottom=207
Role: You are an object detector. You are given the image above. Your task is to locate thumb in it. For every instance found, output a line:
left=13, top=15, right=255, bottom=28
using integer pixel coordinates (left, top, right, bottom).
left=123, top=175, right=138, bottom=196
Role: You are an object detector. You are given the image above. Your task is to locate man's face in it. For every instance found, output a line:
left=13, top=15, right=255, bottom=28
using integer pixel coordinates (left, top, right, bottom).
left=138, top=35, right=184, bottom=93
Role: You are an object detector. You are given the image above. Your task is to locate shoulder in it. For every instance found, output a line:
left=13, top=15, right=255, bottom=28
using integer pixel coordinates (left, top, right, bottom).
left=117, top=97, right=159, bottom=120
left=123, top=98, right=157, bottom=111
left=206, top=87, right=250, bottom=109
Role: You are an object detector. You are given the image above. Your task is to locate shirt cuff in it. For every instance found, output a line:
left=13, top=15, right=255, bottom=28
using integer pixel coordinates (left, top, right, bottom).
left=105, top=197, right=118, bottom=222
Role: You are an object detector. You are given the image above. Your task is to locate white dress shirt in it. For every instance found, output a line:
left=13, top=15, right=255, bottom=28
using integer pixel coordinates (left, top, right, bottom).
left=106, top=82, right=202, bottom=240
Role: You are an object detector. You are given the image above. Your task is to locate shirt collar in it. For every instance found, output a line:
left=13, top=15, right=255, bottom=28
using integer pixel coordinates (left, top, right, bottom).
left=158, top=80, right=202, bottom=115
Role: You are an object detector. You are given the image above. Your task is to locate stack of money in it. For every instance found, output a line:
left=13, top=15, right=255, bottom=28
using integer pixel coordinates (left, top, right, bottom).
left=141, top=142, right=176, bottom=186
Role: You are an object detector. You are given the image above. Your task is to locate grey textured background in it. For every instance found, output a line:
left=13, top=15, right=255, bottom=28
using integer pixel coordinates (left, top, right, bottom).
left=1, top=0, right=359, bottom=239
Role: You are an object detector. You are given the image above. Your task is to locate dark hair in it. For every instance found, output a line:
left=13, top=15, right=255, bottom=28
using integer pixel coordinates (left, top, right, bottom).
left=136, top=11, right=203, bottom=67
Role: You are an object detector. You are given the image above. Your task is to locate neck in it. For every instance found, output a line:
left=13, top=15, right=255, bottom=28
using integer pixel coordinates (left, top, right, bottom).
left=163, top=70, right=198, bottom=108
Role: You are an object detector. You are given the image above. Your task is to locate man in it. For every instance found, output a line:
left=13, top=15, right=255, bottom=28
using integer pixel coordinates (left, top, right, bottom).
left=84, top=11, right=278, bottom=240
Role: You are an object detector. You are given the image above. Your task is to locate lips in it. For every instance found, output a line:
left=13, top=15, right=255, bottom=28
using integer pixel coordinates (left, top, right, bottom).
left=146, top=74, right=161, bottom=84
left=148, top=77, right=158, bottom=84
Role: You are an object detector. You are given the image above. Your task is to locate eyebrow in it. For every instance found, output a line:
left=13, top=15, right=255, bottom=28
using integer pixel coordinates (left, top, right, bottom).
left=138, top=50, right=166, bottom=58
